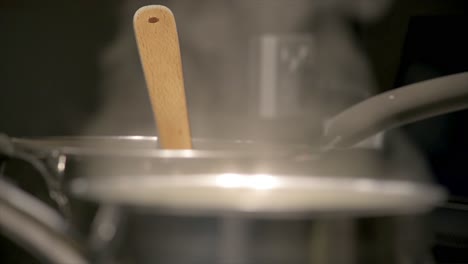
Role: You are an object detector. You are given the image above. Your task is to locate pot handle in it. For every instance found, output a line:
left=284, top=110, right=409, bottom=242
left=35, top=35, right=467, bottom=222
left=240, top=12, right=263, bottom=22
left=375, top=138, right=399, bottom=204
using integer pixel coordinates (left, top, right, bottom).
left=323, top=71, right=468, bottom=149
left=0, top=135, right=89, bottom=264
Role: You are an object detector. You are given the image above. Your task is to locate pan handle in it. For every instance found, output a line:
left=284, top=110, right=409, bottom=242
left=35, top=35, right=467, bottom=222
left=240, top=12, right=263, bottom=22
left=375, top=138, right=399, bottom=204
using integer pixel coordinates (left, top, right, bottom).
left=323, top=71, right=468, bottom=149
left=0, top=134, right=89, bottom=264
left=0, top=177, right=89, bottom=264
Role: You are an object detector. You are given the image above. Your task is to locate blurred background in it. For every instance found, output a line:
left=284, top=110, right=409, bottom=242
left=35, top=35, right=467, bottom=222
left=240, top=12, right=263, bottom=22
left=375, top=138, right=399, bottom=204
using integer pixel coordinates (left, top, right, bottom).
left=1, top=0, right=468, bottom=263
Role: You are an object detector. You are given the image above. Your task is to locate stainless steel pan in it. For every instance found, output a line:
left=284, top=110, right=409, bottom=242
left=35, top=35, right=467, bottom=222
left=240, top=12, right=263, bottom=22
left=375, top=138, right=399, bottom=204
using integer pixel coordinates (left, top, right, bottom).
left=1, top=72, right=467, bottom=263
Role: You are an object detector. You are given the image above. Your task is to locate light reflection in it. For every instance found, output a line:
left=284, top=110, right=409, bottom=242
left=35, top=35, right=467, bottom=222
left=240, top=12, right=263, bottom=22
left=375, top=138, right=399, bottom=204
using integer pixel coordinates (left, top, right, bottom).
left=124, top=135, right=157, bottom=141
left=57, top=154, right=67, bottom=173
left=215, top=173, right=245, bottom=188
left=247, top=174, right=279, bottom=190
left=215, top=173, right=279, bottom=190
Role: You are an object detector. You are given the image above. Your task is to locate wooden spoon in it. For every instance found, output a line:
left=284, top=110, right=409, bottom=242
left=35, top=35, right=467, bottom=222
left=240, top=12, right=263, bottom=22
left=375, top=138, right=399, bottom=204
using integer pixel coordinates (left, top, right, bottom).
left=133, top=5, right=192, bottom=149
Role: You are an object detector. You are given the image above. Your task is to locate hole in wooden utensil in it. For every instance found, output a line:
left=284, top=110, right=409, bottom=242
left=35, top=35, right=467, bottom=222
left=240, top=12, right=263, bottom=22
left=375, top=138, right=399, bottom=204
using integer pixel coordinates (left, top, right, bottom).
left=148, top=17, right=159, bottom=23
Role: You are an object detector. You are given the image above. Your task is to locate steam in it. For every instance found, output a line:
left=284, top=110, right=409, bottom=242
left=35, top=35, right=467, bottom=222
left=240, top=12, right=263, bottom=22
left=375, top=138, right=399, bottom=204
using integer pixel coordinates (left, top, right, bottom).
left=79, top=1, right=434, bottom=264
left=83, top=0, right=381, bottom=143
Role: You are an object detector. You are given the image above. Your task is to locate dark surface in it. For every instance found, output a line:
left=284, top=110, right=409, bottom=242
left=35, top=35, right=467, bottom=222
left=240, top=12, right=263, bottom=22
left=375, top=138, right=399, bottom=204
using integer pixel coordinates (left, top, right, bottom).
left=392, top=14, right=468, bottom=264
left=0, top=1, right=121, bottom=137
left=0, top=1, right=120, bottom=263
left=394, top=15, right=468, bottom=197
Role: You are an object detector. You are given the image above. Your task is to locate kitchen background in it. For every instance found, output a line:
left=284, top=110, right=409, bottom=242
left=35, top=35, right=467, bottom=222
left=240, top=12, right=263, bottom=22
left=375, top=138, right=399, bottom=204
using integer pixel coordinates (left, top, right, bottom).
left=1, top=0, right=468, bottom=263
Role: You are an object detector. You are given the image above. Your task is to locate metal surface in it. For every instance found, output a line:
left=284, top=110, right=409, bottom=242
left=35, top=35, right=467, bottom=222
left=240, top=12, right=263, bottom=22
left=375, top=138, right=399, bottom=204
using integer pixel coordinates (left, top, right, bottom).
left=12, top=136, right=309, bottom=158
left=324, top=71, right=468, bottom=148
left=12, top=136, right=446, bottom=217
left=69, top=172, right=444, bottom=217
left=0, top=178, right=88, bottom=264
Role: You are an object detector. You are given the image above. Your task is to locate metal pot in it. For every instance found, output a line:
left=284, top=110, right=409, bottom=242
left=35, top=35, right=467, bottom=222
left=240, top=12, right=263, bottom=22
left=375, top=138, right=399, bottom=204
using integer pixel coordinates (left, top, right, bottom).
left=1, top=72, right=467, bottom=263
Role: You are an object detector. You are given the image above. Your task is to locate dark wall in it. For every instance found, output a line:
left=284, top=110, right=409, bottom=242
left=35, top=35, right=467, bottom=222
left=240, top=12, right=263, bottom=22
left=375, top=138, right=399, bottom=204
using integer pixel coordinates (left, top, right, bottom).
left=394, top=15, right=468, bottom=196
left=0, top=1, right=121, bottom=137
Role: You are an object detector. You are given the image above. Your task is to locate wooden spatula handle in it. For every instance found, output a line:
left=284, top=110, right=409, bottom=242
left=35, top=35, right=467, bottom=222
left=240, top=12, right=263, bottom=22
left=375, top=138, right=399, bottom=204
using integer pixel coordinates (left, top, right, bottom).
left=134, top=5, right=192, bottom=149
